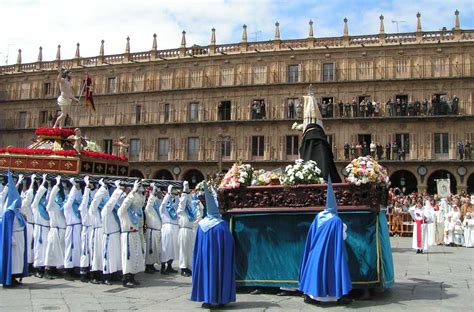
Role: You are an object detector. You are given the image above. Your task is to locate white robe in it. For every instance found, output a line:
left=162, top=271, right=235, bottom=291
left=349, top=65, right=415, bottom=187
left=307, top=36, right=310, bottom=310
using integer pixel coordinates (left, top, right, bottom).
left=101, top=188, right=124, bottom=274
left=118, top=192, right=145, bottom=274
left=89, top=185, right=108, bottom=272
left=0, top=185, right=8, bottom=218
left=409, top=206, right=433, bottom=251
left=145, top=194, right=162, bottom=265
left=160, top=194, right=179, bottom=263
left=45, top=184, right=66, bottom=268
left=464, top=219, right=474, bottom=247
left=444, top=219, right=455, bottom=245
left=32, top=185, right=50, bottom=267
left=63, top=186, right=82, bottom=269
left=454, top=223, right=464, bottom=246
left=177, top=194, right=200, bottom=270
left=426, top=206, right=436, bottom=246
left=79, top=187, right=95, bottom=268
left=19, top=188, right=34, bottom=264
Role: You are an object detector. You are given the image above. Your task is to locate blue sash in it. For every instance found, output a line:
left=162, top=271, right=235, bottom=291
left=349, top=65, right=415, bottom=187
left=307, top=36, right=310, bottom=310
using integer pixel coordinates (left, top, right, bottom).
left=152, top=200, right=162, bottom=221
left=127, top=207, right=140, bottom=225
left=166, top=198, right=177, bottom=220
left=38, top=195, right=50, bottom=221
left=185, top=195, right=199, bottom=222
left=57, top=193, right=66, bottom=211
left=72, top=194, right=82, bottom=219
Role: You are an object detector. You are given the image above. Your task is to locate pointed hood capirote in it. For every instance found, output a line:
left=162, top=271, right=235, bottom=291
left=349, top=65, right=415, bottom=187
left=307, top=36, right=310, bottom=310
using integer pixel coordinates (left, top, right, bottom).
left=198, top=183, right=223, bottom=233
left=317, top=177, right=337, bottom=228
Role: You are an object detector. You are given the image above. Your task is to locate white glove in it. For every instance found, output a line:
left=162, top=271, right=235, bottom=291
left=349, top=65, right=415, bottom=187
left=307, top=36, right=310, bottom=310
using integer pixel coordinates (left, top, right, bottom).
left=150, top=182, right=156, bottom=189
left=167, top=184, right=173, bottom=194
left=17, top=174, right=24, bottom=183
left=41, top=174, right=47, bottom=186
left=114, top=180, right=121, bottom=188
left=132, top=180, right=140, bottom=193
left=99, top=178, right=105, bottom=187
left=55, top=175, right=61, bottom=185
left=84, top=176, right=90, bottom=186
left=69, top=177, right=75, bottom=185
left=183, top=181, right=190, bottom=193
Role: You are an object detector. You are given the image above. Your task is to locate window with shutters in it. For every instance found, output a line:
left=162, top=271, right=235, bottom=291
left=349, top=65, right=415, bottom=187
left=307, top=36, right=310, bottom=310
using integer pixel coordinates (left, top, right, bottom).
left=253, top=66, right=267, bottom=84
left=164, top=103, right=171, bottom=123
left=130, top=139, right=140, bottom=157
left=107, top=77, right=117, bottom=93
left=322, top=63, right=334, bottom=81
left=433, top=58, right=448, bottom=77
left=103, top=139, right=113, bottom=155
left=135, top=105, right=142, bottom=124
left=218, top=101, right=231, bottom=120
left=221, top=68, right=234, bottom=86
left=434, top=133, right=449, bottom=159
left=395, top=133, right=410, bottom=154
left=286, top=135, right=299, bottom=155
left=133, top=74, right=145, bottom=92
left=39, top=110, right=49, bottom=126
left=158, top=138, right=169, bottom=158
left=190, top=71, right=203, bottom=88
left=188, top=137, right=200, bottom=159
left=18, top=111, right=27, bottom=128
left=188, top=102, right=199, bottom=121
left=43, top=82, right=51, bottom=96
left=395, top=60, right=410, bottom=79
left=252, top=136, right=265, bottom=157
left=20, top=83, right=30, bottom=99
left=161, top=72, right=173, bottom=90
left=358, top=61, right=373, bottom=80
left=287, top=65, right=299, bottom=83
left=221, top=140, right=231, bottom=157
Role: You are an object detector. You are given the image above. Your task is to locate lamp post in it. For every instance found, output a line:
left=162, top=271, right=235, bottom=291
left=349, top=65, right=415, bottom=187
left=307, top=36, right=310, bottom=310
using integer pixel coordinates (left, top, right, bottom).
left=213, top=132, right=231, bottom=175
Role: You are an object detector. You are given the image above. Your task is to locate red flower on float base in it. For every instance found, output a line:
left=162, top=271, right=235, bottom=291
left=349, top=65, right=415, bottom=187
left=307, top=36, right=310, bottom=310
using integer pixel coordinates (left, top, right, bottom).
left=0, top=147, right=127, bottom=161
left=35, top=128, right=75, bottom=138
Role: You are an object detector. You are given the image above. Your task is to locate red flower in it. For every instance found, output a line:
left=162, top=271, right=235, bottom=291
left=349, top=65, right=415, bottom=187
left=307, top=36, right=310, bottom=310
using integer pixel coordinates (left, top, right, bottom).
left=35, top=128, right=75, bottom=138
left=0, top=147, right=127, bottom=162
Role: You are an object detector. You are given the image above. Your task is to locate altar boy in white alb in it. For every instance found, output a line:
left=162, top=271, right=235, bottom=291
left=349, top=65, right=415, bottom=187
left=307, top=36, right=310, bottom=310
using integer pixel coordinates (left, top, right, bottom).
left=409, top=199, right=434, bottom=254
left=32, top=174, right=50, bottom=278
left=19, top=174, right=36, bottom=273
left=45, top=176, right=67, bottom=278
left=177, top=181, right=200, bottom=277
left=101, top=180, right=124, bottom=285
left=118, top=180, right=145, bottom=287
left=79, top=176, right=95, bottom=282
left=63, top=178, right=83, bottom=280
left=160, top=185, right=179, bottom=274
left=144, top=183, right=162, bottom=274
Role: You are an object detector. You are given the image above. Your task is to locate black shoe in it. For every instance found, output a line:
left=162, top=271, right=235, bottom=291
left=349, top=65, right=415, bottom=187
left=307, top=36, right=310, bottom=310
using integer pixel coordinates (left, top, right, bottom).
left=44, top=273, right=55, bottom=280
left=123, top=281, right=135, bottom=288
left=145, top=265, right=155, bottom=274
left=166, top=267, right=178, bottom=274
left=131, top=278, right=140, bottom=286
left=201, top=303, right=211, bottom=309
left=337, top=296, right=353, bottom=305
left=250, top=288, right=263, bottom=295
left=303, top=295, right=320, bottom=305
left=64, top=273, right=75, bottom=281
left=90, top=278, right=101, bottom=284
left=104, top=279, right=113, bottom=285
left=35, top=271, right=44, bottom=278
left=160, top=270, right=169, bottom=275
left=80, top=275, right=89, bottom=283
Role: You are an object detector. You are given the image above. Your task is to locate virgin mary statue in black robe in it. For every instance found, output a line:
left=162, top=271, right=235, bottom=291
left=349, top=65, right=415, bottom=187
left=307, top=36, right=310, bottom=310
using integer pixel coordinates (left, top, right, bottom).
left=298, top=93, right=341, bottom=183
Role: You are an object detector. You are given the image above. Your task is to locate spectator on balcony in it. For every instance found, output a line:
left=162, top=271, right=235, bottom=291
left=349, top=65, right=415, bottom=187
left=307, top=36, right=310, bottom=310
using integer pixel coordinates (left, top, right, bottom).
left=452, top=95, right=459, bottom=115
left=392, top=142, right=398, bottom=160
left=369, top=142, right=376, bottom=158
left=407, top=100, right=414, bottom=116
left=350, top=143, right=356, bottom=159
left=441, top=96, right=449, bottom=115
left=251, top=100, right=266, bottom=120
left=386, top=98, right=394, bottom=117
left=295, top=100, right=302, bottom=119
left=344, top=101, right=351, bottom=118
left=421, top=98, right=429, bottom=116
left=287, top=100, right=295, bottom=119
left=431, top=95, right=439, bottom=115
left=327, top=99, right=334, bottom=118
left=457, top=141, right=465, bottom=160
left=376, top=143, right=384, bottom=160
left=321, top=100, right=328, bottom=118
left=344, top=143, right=350, bottom=161
left=373, top=101, right=380, bottom=117
left=399, top=148, right=406, bottom=161
left=385, top=142, right=391, bottom=160
left=414, top=99, right=421, bottom=116
left=338, top=100, right=344, bottom=118
left=446, top=96, right=453, bottom=115
left=359, top=99, right=367, bottom=118
left=351, top=98, right=358, bottom=117
left=355, top=143, right=362, bottom=157
left=367, top=100, right=373, bottom=117
left=400, top=99, right=407, bottom=116
left=464, top=140, right=471, bottom=160
left=363, top=141, right=369, bottom=156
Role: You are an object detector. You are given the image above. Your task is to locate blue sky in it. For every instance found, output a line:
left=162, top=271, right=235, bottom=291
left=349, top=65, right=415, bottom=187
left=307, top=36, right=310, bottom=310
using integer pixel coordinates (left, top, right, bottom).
left=1, top=0, right=473, bottom=64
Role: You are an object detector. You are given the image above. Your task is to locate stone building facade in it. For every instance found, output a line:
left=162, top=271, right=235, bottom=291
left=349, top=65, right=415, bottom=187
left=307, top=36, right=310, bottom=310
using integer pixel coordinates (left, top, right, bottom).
left=0, top=12, right=473, bottom=193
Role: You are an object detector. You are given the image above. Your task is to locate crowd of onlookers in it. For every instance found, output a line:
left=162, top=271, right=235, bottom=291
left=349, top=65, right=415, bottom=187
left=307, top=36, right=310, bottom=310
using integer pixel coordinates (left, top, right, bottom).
left=307, top=95, right=462, bottom=118
left=387, top=191, right=474, bottom=247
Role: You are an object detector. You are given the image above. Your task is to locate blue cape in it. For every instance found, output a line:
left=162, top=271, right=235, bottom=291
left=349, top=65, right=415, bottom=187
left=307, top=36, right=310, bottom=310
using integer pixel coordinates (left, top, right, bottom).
left=0, top=172, right=28, bottom=286
left=198, top=184, right=223, bottom=232
left=298, top=215, right=352, bottom=298
left=191, top=221, right=236, bottom=304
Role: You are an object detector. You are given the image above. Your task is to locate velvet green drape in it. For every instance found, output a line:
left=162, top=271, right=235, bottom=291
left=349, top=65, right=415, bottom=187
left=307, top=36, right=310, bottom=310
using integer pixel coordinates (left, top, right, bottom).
left=228, top=211, right=394, bottom=289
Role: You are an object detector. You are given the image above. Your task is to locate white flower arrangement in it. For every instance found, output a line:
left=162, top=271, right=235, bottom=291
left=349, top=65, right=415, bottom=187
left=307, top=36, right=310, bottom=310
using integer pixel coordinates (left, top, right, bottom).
left=280, top=159, right=325, bottom=186
left=344, top=156, right=390, bottom=186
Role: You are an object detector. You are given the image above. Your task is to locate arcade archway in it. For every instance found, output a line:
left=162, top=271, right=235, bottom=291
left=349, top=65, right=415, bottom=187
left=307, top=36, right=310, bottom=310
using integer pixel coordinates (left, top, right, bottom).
left=182, top=169, right=205, bottom=189
left=153, top=169, right=174, bottom=181
left=467, top=173, right=474, bottom=194
left=129, top=169, right=144, bottom=178
left=390, top=170, right=418, bottom=195
left=427, top=170, right=457, bottom=195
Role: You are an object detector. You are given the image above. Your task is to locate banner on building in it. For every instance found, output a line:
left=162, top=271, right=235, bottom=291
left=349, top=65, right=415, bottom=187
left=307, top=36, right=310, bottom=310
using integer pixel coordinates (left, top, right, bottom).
left=436, top=179, right=451, bottom=198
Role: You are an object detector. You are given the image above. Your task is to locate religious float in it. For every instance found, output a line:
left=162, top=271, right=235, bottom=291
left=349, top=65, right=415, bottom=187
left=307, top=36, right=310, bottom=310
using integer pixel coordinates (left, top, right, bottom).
left=0, top=127, right=181, bottom=188
left=216, top=157, right=394, bottom=291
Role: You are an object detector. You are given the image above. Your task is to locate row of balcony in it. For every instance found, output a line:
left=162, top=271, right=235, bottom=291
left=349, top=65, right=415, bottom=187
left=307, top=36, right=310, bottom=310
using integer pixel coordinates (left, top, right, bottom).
left=1, top=103, right=471, bottom=131
left=1, top=63, right=473, bottom=102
